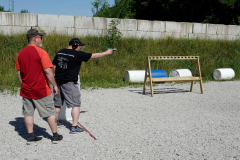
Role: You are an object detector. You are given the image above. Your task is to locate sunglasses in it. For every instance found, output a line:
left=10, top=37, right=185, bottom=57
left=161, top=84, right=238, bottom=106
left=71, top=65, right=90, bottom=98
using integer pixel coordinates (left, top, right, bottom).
left=36, top=36, right=42, bottom=40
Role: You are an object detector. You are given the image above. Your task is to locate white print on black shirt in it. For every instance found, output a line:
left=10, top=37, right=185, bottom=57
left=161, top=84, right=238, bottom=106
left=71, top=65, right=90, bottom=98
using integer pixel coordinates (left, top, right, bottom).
left=58, top=57, right=69, bottom=69
left=58, top=53, right=75, bottom=57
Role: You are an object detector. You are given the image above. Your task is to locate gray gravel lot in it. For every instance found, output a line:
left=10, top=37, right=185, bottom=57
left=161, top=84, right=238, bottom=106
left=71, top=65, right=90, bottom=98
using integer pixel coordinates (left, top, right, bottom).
left=0, top=81, right=240, bottom=159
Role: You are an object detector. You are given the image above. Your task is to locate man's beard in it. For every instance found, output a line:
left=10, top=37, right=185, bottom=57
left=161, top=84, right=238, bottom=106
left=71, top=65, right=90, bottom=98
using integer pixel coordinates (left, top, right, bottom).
left=39, top=42, right=42, bottom=48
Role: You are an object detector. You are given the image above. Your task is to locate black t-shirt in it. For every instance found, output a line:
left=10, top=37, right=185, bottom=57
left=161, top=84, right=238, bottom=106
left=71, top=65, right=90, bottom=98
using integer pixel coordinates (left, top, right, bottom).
left=52, top=48, right=92, bottom=84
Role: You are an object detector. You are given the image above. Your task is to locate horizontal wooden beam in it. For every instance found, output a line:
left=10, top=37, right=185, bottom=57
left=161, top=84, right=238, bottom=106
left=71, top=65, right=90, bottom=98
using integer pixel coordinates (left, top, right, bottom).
left=146, top=76, right=202, bottom=82
left=148, top=56, right=198, bottom=60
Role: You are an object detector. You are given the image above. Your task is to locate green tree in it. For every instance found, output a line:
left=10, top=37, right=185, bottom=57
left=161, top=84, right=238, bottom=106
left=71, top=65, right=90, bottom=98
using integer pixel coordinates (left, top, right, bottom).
left=130, top=0, right=240, bottom=25
left=108, top=0, right=135, bottom=18
left=20, top=9, right=30, bottom=13
left=91, top=0, right=110, bottom=17
left=91, top=0, right=134, bottom=18
left=0, top=5, right=10, bottom=12
left=0, top=5, right=4, bottom=11
left=107, top=20, right=122, bottom=48
left=91, top=0, right=240, bottom=24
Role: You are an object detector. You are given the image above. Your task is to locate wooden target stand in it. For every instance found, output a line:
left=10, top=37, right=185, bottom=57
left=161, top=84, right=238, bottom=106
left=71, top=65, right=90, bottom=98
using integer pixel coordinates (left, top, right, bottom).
left=143, top=56, right=204, bottom=97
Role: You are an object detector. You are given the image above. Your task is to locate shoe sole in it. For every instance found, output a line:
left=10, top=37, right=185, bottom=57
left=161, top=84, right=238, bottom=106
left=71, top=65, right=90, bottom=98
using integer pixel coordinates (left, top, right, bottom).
left=26, top=141, right=36, bottom=145
left=69, top=131, right=77, bottom=134
left=69, top=130, right=84, bottom=134
left=52, top=140, right=61, bottom=144
left=26, top=139, right=42, bottom=145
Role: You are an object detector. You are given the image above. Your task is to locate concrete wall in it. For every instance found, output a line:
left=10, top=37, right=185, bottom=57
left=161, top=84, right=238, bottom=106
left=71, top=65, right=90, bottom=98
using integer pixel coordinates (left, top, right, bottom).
left=0, top=12, right=240, bottom=40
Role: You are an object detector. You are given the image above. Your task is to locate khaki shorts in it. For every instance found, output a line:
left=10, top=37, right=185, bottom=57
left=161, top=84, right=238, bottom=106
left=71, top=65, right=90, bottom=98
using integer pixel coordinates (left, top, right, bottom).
left=22, top=94, right=55, bottom=118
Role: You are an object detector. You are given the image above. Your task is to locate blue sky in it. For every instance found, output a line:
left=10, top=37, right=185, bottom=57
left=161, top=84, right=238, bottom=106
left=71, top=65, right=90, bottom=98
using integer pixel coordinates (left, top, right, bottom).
left=0, top=0, right=115, bottom=17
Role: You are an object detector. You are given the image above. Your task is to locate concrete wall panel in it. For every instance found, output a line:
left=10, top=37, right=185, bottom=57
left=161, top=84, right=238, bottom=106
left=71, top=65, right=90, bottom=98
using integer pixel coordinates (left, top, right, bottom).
left=192, top=23, right=207, bottom=34
left=38, top=26, right=74, bottom=36
left=227, top=25, right=240, bottom=35
left=166, top=22, right=192, bottom=33
left=138, top=20, right=165, bottom=32
left=152, top=21, right=165, bottom=32
left=93, top=17, right=108, bottom=29
left=0, top=13, right=37, bottom=27
left=217, top=24, right=229, bottom=35
left=121, top=30, right=135, bottom=38
left=188, top=33, right=208, bottom=39
left=67, top=28, right=75, bottom=36
left=1, top=12, right=240, bottom=40
left=207, top=24, right=217, bottom=34
left=75, top=28, right=104, bottom=37
left=163, top=32, right=188, bottom=39
left=227, top=35, right=239, bottom=40
left=117, top=19, right=137, bottom=31
left=216, top=24, right=240, bottom=35
left=135, top=31, right=162, bottom=39
left=215, top=34, right=239, bottom=40
left=0, top=26, right=29, bottom=35
left=38, top=14, right=74, bottom=28
left=207, top=34, right=218, bottom=40
left=0, top=12, right=14, bottom=25
left=149, top=31, right=162, bottom=39
left=0, top=26, right=12, bottom=35
left=75, top=16, right=92, bottom=29
left=75, top=16, right=107, bottom=30
left=14, top=13, right=37, bottom=26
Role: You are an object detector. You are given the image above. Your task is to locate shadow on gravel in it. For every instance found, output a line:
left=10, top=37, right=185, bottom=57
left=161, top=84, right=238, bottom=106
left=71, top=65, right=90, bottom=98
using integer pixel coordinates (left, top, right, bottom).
left=42, top=117, right=72, bottom=130
left=129, top=87, right=190, bottom=95
left=9, top=117, right=52, bottom=140
left=42, top=112, right=87, bottom=130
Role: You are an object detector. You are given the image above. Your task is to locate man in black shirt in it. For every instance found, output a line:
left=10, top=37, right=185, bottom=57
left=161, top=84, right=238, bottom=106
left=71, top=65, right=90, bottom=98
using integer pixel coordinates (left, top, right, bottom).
left=52, top=38, right=113, bottom=134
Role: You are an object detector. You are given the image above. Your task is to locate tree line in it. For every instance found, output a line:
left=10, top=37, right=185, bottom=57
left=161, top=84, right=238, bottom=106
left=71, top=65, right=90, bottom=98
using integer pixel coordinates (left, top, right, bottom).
left=91, top=0, right=240, bottom=25
left=0, top=5, right=29, bottom=13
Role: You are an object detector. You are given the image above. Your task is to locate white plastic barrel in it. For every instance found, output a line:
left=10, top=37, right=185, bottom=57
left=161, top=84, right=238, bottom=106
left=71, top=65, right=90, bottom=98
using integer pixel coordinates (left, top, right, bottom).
left=169, top=69, right=192, bottom=77
left=213, top=68, right=235, bottom=80
left=124, top=70, right=145, bottom=83
left=50, top=75, right=81, bottom=121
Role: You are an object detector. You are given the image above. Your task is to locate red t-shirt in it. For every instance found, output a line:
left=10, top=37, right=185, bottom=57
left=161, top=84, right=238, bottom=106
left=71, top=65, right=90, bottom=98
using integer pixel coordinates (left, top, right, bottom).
left=15, top=46, right=53, bottom=99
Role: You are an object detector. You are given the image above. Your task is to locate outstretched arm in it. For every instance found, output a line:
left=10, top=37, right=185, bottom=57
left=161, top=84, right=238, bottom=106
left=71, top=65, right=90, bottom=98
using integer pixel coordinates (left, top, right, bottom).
left=90, top=49, right=113, bottom=59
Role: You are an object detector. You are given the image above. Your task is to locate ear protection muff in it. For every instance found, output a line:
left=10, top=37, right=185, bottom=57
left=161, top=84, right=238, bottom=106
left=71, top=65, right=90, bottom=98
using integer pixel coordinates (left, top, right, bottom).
left=72, top=40, right=79, bottom=50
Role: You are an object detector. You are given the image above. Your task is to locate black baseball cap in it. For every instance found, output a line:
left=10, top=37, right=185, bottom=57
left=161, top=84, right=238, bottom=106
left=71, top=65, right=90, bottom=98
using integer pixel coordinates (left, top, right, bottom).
left=26, top=29, right=46, bottom=38
left=69, top=38, right=85, bottom=46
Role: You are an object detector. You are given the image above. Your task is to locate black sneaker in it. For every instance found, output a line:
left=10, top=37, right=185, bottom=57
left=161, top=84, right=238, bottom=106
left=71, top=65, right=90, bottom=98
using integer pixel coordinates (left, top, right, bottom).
left=52, top=134, right=63, bottom=144
left=26, top=136, right=42, bottom=145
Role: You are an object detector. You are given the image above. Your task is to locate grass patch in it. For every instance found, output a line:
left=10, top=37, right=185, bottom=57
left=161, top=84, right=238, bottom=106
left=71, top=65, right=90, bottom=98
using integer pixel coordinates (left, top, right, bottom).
left=1, top=34, right=240, bottom=94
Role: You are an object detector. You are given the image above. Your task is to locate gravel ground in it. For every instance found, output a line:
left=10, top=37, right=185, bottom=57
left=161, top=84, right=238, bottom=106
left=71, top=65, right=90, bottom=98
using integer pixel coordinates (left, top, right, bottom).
left=0, top=81, right=240, bottom=160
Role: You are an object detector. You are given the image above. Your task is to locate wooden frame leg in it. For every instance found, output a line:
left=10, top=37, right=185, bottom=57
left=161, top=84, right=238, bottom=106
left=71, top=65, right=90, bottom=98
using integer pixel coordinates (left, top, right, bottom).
left=200, top=80, right=204, bottom=94
left=143, top=59, right=148, bottom=95
left=190, top=81, right=194, bottom=92
left=150, top=79, right=153, bottom=97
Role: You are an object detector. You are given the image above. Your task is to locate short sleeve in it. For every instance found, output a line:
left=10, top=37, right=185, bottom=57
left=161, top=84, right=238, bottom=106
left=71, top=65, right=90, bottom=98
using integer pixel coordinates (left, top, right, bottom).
left=36, top=47, right=53, bottom=69
left=76, top=51, right=92, bottom=62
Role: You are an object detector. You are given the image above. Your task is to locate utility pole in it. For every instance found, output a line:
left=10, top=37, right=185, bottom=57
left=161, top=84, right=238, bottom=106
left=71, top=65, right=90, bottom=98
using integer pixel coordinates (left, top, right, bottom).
left=9, top=0, right=14, bottom=12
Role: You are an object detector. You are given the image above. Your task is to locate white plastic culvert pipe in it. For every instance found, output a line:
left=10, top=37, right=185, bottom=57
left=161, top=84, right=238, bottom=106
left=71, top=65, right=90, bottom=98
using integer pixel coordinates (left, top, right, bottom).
left=213, top=68, right=235, bottom=80
left=169, top=69, right=192, bottom=77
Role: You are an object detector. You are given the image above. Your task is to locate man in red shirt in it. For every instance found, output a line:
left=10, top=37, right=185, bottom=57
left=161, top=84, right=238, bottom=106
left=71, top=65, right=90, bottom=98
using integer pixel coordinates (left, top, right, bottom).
left=15, top=28, right=63, bottom=144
